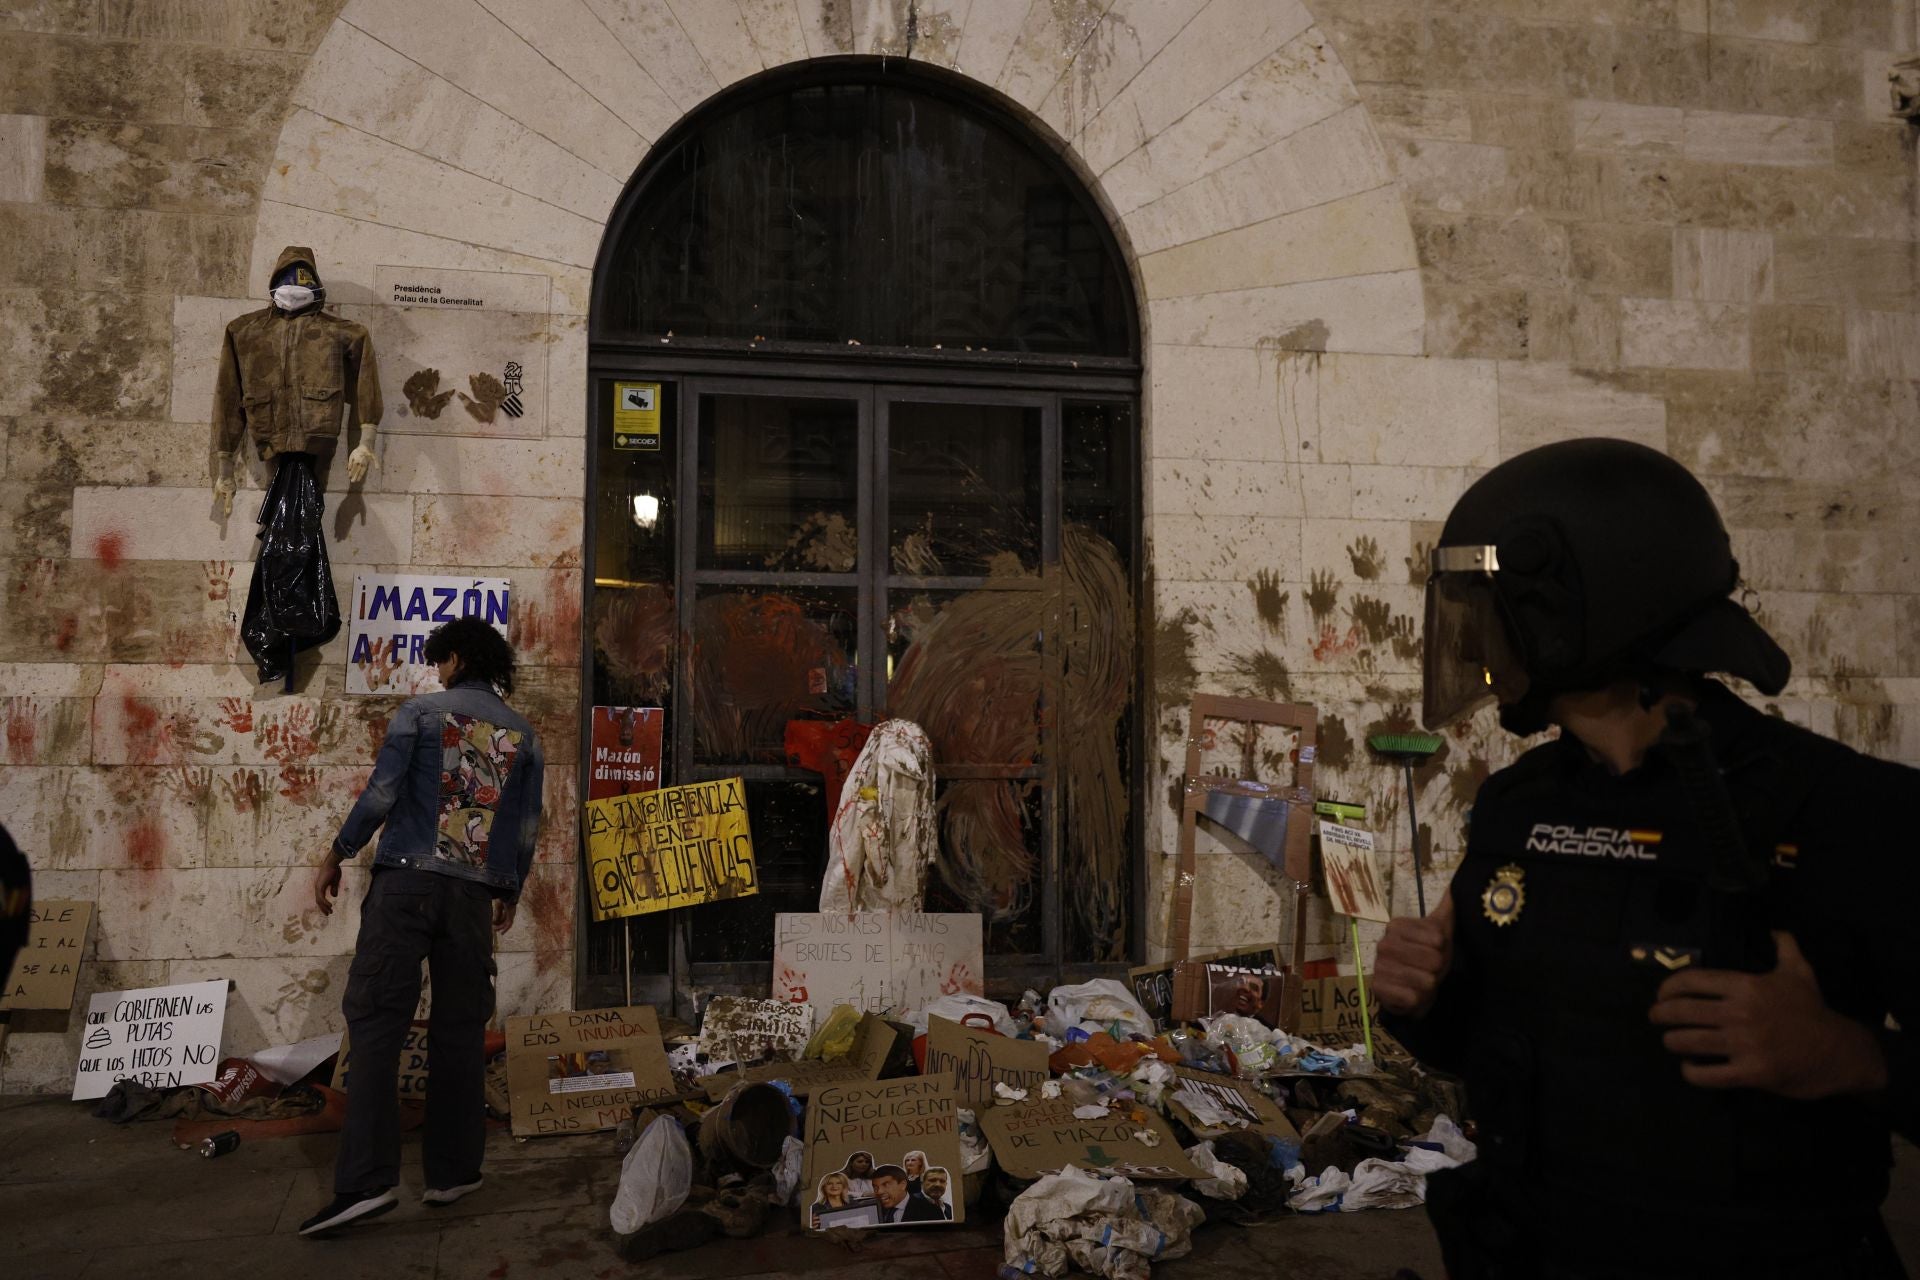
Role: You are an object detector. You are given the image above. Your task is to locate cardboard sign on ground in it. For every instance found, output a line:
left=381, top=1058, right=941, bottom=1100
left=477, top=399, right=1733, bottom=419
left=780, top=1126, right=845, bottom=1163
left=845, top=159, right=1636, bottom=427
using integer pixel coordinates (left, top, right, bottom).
left=1170, top=960, right=1288, bottom=1026
left=921, top=1015, right=1049, bottom=1110
left=1293, top=976, right=1381, bottom=1041
left=1167, top=1067, right=1301, bottom=1143
left=72, top=978, right=228, bottom=1101
left=772, top=912, right=983, bottom=1032
left=801, top=1077, right=964, bottom=1230
left=1129, top=945, right=1280, bottom=1028
left=331, top=1023, right=430, bottom=1099
left=2, top=900, right=92, bottom=1012
left=697, top=995, right=812, bottom=1064
left=585, top=777, right=758, bottom=921
left=702, top=1012, right=896, bottom=1101
left=980, top=1097, right=1205, bottom=1182
left=505, top=1005, right=677, bottom=1136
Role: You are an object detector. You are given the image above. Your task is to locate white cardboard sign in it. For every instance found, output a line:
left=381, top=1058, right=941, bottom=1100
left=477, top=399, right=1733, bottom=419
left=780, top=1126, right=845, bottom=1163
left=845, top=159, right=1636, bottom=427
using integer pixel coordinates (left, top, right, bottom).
left=772, top=913, right=984, bottom=1033
left=72, top=979, right=229, bottom=1101
left=346, top=573, right=511, bottom=696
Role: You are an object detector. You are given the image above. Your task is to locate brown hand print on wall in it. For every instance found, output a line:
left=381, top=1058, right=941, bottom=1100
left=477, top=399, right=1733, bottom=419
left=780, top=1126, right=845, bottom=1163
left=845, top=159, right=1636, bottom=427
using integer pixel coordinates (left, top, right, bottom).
left=403, top=368, right=457, bottom=419
left=459, top=372, right=507, bottom=423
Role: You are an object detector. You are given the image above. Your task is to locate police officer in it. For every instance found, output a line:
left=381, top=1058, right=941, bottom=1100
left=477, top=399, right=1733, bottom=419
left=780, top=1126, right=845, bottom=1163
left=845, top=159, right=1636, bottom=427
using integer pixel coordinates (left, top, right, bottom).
left=1375, top=439, right=1917, bottom=1278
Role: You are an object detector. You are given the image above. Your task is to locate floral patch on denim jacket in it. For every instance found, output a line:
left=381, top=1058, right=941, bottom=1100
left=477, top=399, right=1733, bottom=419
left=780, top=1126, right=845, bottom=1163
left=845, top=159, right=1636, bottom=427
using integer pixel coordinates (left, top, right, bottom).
left=435, top=712, right=525, bottom=868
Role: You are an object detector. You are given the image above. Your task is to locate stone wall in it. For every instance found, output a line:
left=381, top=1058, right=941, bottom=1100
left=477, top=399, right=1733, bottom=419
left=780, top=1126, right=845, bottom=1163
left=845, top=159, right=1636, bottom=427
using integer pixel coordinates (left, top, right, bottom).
left=1, top=0, right=1914, bottom=1091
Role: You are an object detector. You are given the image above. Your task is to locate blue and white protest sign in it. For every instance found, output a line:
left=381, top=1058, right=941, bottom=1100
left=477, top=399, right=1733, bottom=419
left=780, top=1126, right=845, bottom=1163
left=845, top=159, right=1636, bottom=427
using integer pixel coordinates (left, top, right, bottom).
left=347, top=573, right=511, bottom=695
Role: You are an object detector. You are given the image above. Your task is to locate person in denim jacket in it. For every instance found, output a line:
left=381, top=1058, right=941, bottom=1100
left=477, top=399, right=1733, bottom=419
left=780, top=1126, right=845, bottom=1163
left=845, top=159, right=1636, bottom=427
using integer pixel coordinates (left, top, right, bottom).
left=300, top=618, right=544, bottom=1237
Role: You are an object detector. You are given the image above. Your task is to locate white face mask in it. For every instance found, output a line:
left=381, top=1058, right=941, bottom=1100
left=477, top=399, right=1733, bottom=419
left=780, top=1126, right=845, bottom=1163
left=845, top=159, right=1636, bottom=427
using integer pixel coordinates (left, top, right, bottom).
left=272, top=284, right=316, bottom=311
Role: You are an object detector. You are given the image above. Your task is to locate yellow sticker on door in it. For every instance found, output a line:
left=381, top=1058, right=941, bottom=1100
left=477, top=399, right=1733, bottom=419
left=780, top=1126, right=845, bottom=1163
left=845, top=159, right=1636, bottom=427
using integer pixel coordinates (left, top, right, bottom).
left=612, top=381, right=661, bottom=450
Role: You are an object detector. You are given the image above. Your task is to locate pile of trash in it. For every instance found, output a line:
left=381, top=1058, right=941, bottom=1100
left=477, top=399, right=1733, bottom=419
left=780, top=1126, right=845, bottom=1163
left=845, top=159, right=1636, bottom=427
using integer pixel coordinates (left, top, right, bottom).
left=607, top=977, right=1475, bottom=1277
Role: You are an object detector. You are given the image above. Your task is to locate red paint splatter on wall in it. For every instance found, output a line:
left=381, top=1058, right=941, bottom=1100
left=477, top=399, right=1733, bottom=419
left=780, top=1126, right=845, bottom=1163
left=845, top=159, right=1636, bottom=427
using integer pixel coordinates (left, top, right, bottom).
left=4, top=702, right=36, bottom=764
left=126, top=818, right=166, bottom=871
left=94, top=532, right=127, bottom=570
left=53, top=615, right=77, bottom=651
left=520, top=873, right=570, bottom=957
left=121, top=695, right=169, bottom=764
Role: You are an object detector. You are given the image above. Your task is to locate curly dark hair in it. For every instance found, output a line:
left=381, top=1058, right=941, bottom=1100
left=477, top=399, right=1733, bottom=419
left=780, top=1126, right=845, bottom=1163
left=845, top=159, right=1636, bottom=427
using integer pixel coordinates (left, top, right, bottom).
left=423, top=618, right=516, bottom=696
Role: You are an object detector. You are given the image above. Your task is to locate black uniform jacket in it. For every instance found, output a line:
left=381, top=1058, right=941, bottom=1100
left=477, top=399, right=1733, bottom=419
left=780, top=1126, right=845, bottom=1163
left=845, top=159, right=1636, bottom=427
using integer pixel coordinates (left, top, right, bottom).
left=1390, top=681, right=1919, bottom=1263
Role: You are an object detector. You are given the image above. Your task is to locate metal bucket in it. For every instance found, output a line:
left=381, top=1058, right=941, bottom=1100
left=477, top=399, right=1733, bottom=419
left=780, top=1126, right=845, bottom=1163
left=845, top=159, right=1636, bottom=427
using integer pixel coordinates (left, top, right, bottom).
left=699, top=1081, right=790, bottom=1169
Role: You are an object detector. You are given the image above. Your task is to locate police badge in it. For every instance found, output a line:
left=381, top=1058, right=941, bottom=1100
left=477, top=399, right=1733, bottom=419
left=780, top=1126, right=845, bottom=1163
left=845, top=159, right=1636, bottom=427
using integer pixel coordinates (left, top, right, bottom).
left=1482, top=864, right=1525, bottom=926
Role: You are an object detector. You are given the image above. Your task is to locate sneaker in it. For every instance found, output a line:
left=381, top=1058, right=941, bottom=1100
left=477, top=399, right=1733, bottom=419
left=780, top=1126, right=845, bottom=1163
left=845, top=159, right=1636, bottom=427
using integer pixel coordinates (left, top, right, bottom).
left=299, top=1188, right=397, bottom=1236
left=422, top=1176, right=483, bottom=1208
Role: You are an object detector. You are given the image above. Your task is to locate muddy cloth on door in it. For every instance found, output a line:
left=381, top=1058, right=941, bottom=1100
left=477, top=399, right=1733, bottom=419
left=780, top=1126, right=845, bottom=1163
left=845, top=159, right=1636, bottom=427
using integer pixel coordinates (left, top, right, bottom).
left=240, top=452, right=340, bottom=682
left=819, top=719, right=937, bottom=911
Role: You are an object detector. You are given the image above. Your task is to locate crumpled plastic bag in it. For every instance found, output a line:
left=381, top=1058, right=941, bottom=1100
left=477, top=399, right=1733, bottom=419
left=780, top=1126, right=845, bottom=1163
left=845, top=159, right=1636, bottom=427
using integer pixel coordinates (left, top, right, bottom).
left=1123, top=1057, right=1175, bottom=1106
left=1283, top=1116, right=1476, bottom=1214
left=1184, top=1141, right=1248, bottom=1201
left=1343, top=1157, right=1427, bottom=1211
left=957, top=1107, right=994, bottom=1175
left=803, top=1005, right=863, bottom=1062
left=900, top=993, right=1017, bottom=1037
left=1049, top=1031, right=1155, bottom=1075
left=1197, top=1013, right=1270, bottom=1055
left=610, top=1115, right=692, bottom=1233
left=1046, top=979, right=1154, bottom=1039
left=1287, top=1164, right=1350, bottom=1213
left=241, top=452, right=341, bottom=683
left=771, top=1135, right=805, bottom=1206
left=1405, top=1114, right=1476, bottom=1168
left=1003, top=1165, right=1205, bottom=1280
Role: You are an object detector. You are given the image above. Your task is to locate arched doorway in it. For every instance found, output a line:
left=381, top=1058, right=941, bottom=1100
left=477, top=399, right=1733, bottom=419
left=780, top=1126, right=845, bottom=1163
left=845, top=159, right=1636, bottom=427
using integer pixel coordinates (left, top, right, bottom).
left=582, top=59, right=1142, bottom=1011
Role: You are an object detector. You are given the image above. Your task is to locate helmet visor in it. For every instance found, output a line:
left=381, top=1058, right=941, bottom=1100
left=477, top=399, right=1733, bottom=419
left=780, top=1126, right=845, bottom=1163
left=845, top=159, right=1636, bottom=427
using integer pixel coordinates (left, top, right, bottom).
left=1422, top=570, right=1529, bottom=730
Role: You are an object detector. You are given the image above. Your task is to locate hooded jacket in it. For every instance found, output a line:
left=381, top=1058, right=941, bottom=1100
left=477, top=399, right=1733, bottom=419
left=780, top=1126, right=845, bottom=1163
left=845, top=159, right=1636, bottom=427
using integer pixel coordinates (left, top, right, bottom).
left=212, top=246, right=383, bottom=483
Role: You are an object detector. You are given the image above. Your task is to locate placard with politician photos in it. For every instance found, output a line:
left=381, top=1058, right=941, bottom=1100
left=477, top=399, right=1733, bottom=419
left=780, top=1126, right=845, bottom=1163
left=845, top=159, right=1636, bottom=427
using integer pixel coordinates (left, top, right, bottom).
left=807, top=1149, right=956, bottom=1229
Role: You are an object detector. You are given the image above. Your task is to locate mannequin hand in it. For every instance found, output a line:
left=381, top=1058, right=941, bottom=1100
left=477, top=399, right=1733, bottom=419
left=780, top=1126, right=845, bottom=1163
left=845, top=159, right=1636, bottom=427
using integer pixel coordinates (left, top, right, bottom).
left=347, top=442, right=375, bottom=484
left=213, top=477, right=235, bottom=519
left=1651, top=931, right=1889, bottom=1100
left=493, top=899, right=517, bottom=934
left=1374, top=891, right=1454, bottom=1017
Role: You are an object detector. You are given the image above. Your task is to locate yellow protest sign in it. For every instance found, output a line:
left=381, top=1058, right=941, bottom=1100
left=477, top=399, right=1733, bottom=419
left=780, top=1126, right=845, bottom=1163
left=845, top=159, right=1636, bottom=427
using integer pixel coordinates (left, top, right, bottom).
left=585, top=777, right=758, bottom=921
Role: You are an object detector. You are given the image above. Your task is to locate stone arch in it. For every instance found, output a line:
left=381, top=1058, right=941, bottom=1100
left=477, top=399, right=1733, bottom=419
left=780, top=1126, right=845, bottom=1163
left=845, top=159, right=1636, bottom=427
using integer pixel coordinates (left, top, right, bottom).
left=254, top=0, right=1421, bottom=349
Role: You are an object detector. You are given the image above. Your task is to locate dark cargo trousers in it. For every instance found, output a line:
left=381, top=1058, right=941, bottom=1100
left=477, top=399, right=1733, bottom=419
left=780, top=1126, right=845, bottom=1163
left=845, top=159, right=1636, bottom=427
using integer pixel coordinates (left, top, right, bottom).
left=334, top=867, right=495, bottom=1196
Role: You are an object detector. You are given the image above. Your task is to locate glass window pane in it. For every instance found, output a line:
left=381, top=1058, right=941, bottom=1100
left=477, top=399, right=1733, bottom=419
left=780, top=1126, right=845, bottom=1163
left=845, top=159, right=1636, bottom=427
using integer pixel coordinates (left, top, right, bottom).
left=886, top=587, right=1042, bottom=767
left=598, top=76, right=1134, bottom=356
left=1063, top=401, right=1134, bottom=570
left=690, top=586, right=858, bottom=764
left=688, top=778, right=829, bottom=963
left=698, top=394, right=860, bottom=572
left=587, top=378, right=680, bottom=985
left=923, top=778, right=1045, bottom=956
left=888, top=402, right=1041, bottom=577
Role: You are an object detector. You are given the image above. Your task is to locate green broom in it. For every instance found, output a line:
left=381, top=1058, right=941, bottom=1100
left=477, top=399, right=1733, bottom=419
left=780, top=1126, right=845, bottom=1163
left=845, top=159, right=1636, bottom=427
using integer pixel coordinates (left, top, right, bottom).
left=1368, top=732, right=1444, bottom=915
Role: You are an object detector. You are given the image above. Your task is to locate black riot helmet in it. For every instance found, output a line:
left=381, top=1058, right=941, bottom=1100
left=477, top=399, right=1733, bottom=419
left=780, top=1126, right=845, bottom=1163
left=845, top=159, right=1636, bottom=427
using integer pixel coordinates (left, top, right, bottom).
left=1422, top=438, right=1790, bottom=735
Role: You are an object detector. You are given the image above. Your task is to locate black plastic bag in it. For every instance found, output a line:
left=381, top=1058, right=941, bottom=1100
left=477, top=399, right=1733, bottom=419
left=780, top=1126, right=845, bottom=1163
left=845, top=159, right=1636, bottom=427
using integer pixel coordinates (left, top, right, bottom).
left=241, top=452, right=341, bottom=683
